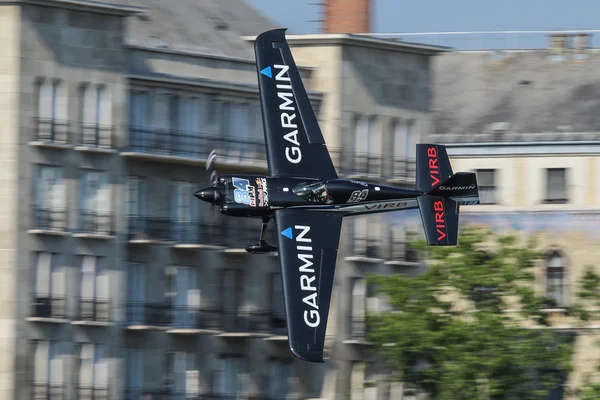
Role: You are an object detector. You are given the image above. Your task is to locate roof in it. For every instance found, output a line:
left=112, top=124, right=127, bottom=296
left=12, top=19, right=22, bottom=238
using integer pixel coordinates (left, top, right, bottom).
left=106, top=0, right=280, bottom=59
left=244, top=32, right=448, bottom=55
left=431, top=49, right=600, bottom=140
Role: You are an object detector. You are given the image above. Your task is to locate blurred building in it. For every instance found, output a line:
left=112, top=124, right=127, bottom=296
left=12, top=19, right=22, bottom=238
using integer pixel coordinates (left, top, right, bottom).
left=0, top=0, right=444, bottom=399
left=422, top=33, right=600, bottom=398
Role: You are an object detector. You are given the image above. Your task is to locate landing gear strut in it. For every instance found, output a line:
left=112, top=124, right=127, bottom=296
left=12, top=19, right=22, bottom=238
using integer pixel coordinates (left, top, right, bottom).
left=245, top=216, right=278, bottom=254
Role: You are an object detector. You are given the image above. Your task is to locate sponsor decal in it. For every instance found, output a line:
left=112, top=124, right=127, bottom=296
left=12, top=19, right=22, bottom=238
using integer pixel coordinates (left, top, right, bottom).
left=281, top=225, right=320, bottom=328
left=349, top=180, right=368, bottom=187
left=232, top=177, right=256, bottom=207
left=434, top=200, right=447, bottom=241
left=347, top=189, right=369, bottom=203
left=427, top=146, right=440, bottom=187
left=364, top=201, right=407, bottom=210
left=274, top=64, right=302, bottom=164
left=437, top=184, right=476, bottom=191
left=460, top=200, right=479, bottom=205
left=255, top=178, right=270, bottom=207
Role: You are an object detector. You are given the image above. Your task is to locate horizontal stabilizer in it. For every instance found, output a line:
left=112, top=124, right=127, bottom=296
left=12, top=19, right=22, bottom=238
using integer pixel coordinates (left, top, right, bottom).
left=417, top=195, right=459, bottom=246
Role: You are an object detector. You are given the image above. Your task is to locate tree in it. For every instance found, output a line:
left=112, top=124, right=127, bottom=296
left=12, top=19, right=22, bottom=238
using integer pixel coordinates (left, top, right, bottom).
left=366, top=226, right=574, bottom=400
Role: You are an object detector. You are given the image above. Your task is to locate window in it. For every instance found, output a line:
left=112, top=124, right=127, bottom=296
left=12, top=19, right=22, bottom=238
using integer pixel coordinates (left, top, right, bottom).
left=350, top=278, right=366, bottom=339
left=126, top=177, right=146, bottom=218
left=165, top=266, right=199, bottom=328
left=125, top=349, right=143, bottom=395
left=221, top=269, right=243, bottom=330
left=76, top=343, right=107, bottom=399
left=35, top=78, right=67, bottom=142
left=546, top=251, right=567, bottom=307
left=164, top=351, right=198, bottom=397
left=353, top=115, right=380, bottom=175
left=79, top=255, right=110, bottom=321
left=32, top=252, right=65, bottom=319
left=545, top=168, right=568, bottom=203
left=214, top=355, right=245, bottom=398
left=270, top=273, right=285, bottom=334
left=220, top=101, right=249, bottom=140
left=353, top=216, right=381, bottom=258
left=475, top=169, right=497, bottom=204
left=81, top=83, right=111, bottom=147
left=172, top=181, right=197, bottom=242
left=392, top=119, right=415, bottom=177
left=267, top=359, right=291, bottom=398
left=127, top=263, right=145, bottom=324
left=34, top=165, right=66, bottom=230
left=32, top=340, right=64, bottom=399
left=80, top=170, right=111, bottom=233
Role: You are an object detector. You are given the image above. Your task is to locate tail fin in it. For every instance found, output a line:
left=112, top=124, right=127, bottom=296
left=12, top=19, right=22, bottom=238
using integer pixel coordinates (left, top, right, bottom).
left=416, top=144, right=453, bottom=193
left=417, top=195, right=459, bottom=246
left=415, top=144, right=480, bottom=246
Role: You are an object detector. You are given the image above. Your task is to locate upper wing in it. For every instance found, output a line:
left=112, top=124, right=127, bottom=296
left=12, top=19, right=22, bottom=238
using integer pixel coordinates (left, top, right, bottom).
left=274, top=208, right=343, bottom=362
left=254, top=28, right=337, bottom=180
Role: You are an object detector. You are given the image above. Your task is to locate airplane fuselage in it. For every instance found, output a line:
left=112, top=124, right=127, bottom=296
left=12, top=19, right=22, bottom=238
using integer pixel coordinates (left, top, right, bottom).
left=196, top=174, right=424, bottom=218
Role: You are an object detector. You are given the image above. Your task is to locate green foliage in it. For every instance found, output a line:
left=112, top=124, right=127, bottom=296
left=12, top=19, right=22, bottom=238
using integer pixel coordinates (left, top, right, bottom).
left=365, top=226, right=574, bottom=399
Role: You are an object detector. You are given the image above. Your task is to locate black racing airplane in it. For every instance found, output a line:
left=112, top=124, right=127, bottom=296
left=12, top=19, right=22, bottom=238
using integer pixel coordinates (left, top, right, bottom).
left=194, top=28, right=481, bottom=363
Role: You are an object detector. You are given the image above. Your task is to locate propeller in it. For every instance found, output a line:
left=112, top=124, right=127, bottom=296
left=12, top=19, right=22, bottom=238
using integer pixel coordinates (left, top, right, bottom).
left=206, top=149, right=218, bottom=186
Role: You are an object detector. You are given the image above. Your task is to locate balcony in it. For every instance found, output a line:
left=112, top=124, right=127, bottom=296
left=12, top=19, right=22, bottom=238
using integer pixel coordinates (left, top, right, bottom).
left=74, top=299, right=111, bottom=324
left=77, top=124, right=116, bottom=152
left=218, top=310, right=272, bottom=337
left=171, top=221, right=226, bottom=249
left=124, top=127, right=267, bottom=168
left=349, top=236, right=383, bottom=262
left=32, top=383, right=65, bottom=400
left=77, top=211, right=114, bottom=237
left=29, top=297, right=66, bottom=322
left=32, top=208, right=68, bottom=234
left=345, top=316, right=371, bottom=345
left=125, top=303, right=171, bottom=328
left=127, top=216, right=172, bottom=243
left=31, top=118, right=70, bottom=148
left=168, top=305, right=223, bottom=333
left=123, top=389, right=171, bottom=400
left=77, top=387, right=109, bottom=400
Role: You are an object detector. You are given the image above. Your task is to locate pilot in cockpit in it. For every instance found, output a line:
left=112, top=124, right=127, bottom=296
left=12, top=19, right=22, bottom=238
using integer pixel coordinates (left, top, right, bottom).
left=295, top=182, right=334, bottom=204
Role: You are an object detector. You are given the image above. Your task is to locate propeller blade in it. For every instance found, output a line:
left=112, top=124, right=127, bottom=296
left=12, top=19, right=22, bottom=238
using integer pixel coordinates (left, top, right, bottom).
left=206, top=150, right=218, bottom=185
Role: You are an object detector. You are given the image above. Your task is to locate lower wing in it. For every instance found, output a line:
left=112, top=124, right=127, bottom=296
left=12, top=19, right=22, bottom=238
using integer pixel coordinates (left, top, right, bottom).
left=273, top=208, right=343, bottom=362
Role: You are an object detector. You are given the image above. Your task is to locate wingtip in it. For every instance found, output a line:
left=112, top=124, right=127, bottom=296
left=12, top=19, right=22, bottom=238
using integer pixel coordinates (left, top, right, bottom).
left=289, top=342, right=325, bottom=363
left=255, top=28, right=288, bottom=47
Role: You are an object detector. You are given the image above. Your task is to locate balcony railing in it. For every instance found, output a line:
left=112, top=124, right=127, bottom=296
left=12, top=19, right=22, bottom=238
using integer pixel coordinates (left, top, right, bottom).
left=127, top=216, right=172, bottom=242
left=171, top=221, right=226, bottom=247
left=77, top=387, right=109, bottom=400
left=34, top=208, right=67, bottom=232
left=387, top=239, right=420, bottom=263
left=78, top=211, right=114, bottom=236
left=123, top=389, right=171, bottom=400
left=31, top=296, right=66, bottom=319
left=349, top=316, right=368, bottom=340
left=169, top=305, right=222, bottom=331
left=34, top=118, right=69, bottom=145
left=125, top=303, right=171, bottom=327
left=221, top=310, right=271, bottom=334
left=353, top=236, right=383, bottom=259
left=32, top=383, right=65, bottom=400
left=125, top=303, right=222, bottom=331
left=81, top=124, right=114, bottom=148
left=126, top=127, right=267, bottom=164
left=77, top=299, right=110, bottom=322
left=269, top=312, right=287, bottom=336
left=391, top=157, right=416, bottom=179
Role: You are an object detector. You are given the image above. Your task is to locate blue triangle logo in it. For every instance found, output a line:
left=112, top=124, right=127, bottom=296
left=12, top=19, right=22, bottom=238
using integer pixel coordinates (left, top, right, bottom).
left=281, top=227, right=293, bottom=239
left=260, top=66, right=272, bottom=78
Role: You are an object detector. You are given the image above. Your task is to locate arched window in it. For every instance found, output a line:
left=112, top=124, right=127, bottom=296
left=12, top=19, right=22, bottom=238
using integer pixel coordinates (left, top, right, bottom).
left=546, top=251, right=567, bottom=307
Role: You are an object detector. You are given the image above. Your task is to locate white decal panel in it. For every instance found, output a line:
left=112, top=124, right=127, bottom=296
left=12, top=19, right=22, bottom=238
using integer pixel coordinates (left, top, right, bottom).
left=289, top=199, right=419, bottom=214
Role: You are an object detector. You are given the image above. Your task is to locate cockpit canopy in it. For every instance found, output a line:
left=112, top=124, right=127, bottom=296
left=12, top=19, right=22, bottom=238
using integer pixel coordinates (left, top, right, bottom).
left=293, top=181, right=333, bottom=204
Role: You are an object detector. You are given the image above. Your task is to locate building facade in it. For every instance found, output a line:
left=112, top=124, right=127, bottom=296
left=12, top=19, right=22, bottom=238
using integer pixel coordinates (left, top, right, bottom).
left=424, top=37, right=600, bottom=399
left=0, top=0, right=443, bottom=399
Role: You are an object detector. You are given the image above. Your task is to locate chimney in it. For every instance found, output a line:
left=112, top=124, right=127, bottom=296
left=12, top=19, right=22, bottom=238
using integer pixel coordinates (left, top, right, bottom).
left=549, top=33, right=568, bottom=54
left=574, top=33, right=590, bottom=51
left=324, top=0, right=371, bottom=34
